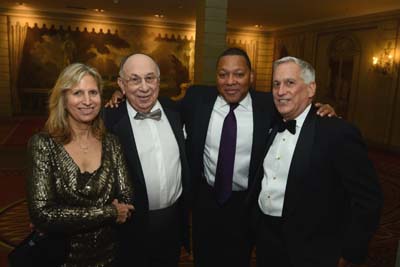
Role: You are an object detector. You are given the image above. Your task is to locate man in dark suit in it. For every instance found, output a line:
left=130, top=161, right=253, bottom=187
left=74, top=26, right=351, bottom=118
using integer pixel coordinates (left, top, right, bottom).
left=248, top=56, right=383, bottom=267
left=180, top=48, right=274, bottom=267
left=103, top=53, right=190, bottom=267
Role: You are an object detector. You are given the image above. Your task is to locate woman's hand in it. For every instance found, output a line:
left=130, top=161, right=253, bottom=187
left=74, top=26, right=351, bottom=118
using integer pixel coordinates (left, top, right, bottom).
left=112, top=199, right=135, bottom=224
left=104, top=91, right=124, bottom=108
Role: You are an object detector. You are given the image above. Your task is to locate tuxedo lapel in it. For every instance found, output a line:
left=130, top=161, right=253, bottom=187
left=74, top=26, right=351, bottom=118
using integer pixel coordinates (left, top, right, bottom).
left=197, top=90, right=218, bottom=156
left=163, top=106, right=184, bottom=150
left=248, top=91, right=275, bottom=187
left=264, top=126, right=280, bottom=160
left=112, top=106, right=146, bottom=187
left=282, top=107, right=317, bottom=217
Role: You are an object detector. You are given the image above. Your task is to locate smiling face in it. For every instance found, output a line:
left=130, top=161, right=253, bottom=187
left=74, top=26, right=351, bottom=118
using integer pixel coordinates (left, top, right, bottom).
left=65, top=74, right=101, bottom=126
left=216, top=55, right=254, bottom=104
left=118, top=54, right=160, bottom=113
left=272, top=61, right=316, bottom=120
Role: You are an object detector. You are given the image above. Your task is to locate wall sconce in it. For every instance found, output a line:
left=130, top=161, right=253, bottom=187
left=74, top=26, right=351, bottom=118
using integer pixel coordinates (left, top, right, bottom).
left=372, top=43, right=395, bottom=75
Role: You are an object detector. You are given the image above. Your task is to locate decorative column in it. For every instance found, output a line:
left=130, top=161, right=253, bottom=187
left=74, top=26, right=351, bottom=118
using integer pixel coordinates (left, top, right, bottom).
left=0, top=15, right=12, bottom=116
left=194, top=0, right=228, bottom=85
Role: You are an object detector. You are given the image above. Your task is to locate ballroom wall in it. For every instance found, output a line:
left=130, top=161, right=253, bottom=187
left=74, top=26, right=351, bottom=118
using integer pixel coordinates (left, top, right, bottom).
left=0, top=11, right=198, bottom=115
left=0, top=8, right=399, bottom=150
left=0, top=15, right=11, bottom=116
left=272, top=10, right=400, bottom=150
left=0, top=9, right=273, bottom=116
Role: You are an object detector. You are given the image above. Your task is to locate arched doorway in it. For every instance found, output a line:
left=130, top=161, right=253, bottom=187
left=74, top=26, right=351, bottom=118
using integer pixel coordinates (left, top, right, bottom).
left=327, top=35, right=360, bottom=119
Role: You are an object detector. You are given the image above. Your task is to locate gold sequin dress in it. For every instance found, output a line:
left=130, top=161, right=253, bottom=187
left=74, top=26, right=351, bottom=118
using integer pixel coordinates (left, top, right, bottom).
left=27, top=132, right=134, bottom=267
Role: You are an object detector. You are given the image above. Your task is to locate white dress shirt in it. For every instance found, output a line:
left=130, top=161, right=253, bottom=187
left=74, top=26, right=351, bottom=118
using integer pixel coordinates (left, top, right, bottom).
left=203, top=93, right=253, bottom=191
left=258, top=104, right=311, bottom=217
left=127, top=101, right=182, bottom=210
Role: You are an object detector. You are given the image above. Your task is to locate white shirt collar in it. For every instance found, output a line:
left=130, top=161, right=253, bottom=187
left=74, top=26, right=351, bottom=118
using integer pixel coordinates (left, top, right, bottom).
left=216, top=92, right=252, bottom=111
left=293, top=104, right=311, bottom=129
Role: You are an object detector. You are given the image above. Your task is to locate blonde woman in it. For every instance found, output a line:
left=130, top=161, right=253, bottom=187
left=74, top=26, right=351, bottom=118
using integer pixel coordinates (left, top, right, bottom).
left=27, top=63, right=134, bottom=266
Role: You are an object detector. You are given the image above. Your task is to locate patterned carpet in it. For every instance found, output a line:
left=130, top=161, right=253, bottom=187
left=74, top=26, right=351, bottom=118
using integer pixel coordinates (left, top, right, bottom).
left=0, top=117, right=398, bottom=267
left=0, top=169, right=27, bottom=267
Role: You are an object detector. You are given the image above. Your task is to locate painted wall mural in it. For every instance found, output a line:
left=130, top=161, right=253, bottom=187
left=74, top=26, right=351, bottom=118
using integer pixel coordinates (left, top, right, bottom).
left=17, top=23, right=194, bottom=113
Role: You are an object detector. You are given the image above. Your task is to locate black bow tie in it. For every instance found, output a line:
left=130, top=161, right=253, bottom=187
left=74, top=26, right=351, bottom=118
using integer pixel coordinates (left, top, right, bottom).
left=277, top=119, right=296, bottom=135
left=134, top=108, right=162, bottom=121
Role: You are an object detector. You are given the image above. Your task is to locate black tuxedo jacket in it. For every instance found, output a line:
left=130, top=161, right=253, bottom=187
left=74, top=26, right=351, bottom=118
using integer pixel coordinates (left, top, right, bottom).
left=249, top=106, right=383, bottom=266
left=180, top=85, right=277, bottom=200
left=103, top=97, right=191, bottom=255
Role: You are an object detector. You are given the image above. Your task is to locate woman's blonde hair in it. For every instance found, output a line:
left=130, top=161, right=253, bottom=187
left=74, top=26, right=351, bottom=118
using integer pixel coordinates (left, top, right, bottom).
left=44, top=63, right=105, bottom=143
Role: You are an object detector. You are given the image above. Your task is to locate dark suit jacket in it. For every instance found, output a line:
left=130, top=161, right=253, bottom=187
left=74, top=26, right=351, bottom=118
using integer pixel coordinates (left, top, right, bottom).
left=103, top=97, right=191, bottom=259
left=249, top=106, right=383, bottom=266
left=180, top=85, right=277, bottom=201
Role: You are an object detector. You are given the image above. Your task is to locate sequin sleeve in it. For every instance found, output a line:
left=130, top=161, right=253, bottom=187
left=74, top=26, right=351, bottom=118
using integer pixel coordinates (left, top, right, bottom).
left=27, top=133, right=118, bottom=234
left=108, top=135, right=134, bottom=205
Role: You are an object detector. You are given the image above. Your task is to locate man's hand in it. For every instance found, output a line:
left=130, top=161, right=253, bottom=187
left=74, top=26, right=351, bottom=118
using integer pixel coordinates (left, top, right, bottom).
left=314, top=102, right=337, bottom=117
left=104, top=90, right=124, bottom=108
left=112, top=199, right=135, bottom=224
left=337, top=257, right=350, bottom=267
left=29, top=223, right=45, bottom=236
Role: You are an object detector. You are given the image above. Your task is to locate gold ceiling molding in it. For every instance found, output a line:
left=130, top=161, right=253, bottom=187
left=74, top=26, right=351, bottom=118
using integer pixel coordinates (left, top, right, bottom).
left=154, top=33, right=194, bottom=42
left=8, top=16, right=118, bottom=34
left=226, top=31, right=269, bottom=53
left=2, top=7, right=195, bottom=35
left=273, top=10, right=400, bottom=36
left=227, top=39, right=258, bottom=45
left=7, top=15, right=196, bottom=40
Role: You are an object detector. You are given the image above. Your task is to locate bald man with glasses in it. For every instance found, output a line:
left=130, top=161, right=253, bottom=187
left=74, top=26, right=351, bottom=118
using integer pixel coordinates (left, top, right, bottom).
left=103, top=53, right=191, bottom=267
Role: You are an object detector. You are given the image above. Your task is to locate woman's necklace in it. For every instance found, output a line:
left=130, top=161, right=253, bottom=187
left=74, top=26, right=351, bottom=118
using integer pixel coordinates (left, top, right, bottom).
left=76, top=131, right=90, bottom=153
left=78, top=140, right=89, bottom=153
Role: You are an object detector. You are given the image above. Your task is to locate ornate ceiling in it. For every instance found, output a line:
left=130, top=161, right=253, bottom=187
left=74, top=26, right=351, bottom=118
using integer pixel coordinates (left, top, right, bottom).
left=1, top=0, right=400, bottom=30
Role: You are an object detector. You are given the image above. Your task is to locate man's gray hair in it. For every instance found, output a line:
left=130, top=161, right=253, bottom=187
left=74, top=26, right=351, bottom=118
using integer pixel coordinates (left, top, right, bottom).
left=273, top=56, right=315, bottom=84
left=118, top=53, right=161, bottom=78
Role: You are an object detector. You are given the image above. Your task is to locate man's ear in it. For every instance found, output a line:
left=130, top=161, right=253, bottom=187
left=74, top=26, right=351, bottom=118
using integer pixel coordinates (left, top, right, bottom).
left=250, top=70, right=255, bottom=84
left=117, top=78, right=126, bottom=95
left=308, top=81, right=316, bottom=98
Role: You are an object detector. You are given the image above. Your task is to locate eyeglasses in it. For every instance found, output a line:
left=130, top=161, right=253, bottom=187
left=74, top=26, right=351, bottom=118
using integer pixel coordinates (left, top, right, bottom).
left=120, top=74, right=159, bottom=87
